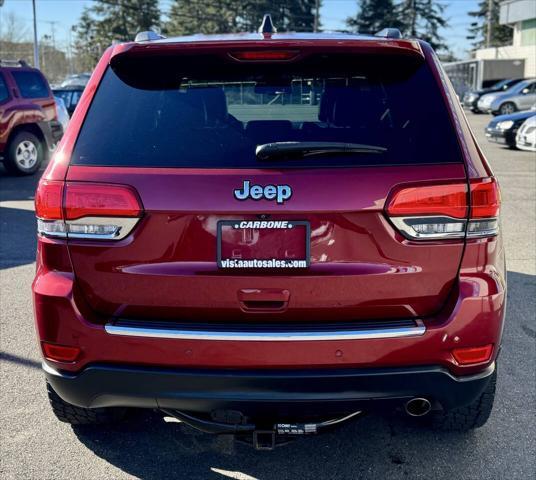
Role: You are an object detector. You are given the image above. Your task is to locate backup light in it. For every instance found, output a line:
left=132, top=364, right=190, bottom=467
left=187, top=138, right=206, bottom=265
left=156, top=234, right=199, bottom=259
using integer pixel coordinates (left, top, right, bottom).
left=411, top=221, right=465, bottom=235
left=37, top=219, right=67, bottom=237
left=67, top=224, right=119, bottom=236
left=467, top=218, right=499, bottom=237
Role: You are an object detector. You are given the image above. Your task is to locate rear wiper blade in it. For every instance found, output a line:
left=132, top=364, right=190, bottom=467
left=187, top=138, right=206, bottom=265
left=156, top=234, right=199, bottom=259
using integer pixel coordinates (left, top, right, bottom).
left=256, top=141, right=387, bottom=161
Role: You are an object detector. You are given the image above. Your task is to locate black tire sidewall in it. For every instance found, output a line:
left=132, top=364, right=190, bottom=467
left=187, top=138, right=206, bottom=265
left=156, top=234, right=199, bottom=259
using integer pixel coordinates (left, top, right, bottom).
left=5, top=131, right=44, bottom=175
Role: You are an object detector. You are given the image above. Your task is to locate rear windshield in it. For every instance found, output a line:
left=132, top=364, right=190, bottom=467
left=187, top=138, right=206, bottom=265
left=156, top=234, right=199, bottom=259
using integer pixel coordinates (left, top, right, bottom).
left=71, top=53, right=462, bottom=168
left=12, top=71, right=49, bottom=99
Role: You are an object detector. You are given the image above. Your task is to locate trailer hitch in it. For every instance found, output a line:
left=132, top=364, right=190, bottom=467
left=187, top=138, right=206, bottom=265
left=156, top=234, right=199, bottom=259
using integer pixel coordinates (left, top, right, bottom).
left=161, top=409, right=363, bottom=450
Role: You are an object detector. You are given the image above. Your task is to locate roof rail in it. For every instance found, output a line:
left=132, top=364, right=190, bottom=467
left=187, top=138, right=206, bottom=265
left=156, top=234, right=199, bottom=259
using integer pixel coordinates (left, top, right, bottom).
left=134, top=30, right=166, bottom=42
left=375, top=28, right=402, bottom=39
left=0, top=59, right=30, bottom=68
left=259, top=14, right=277, bottom=35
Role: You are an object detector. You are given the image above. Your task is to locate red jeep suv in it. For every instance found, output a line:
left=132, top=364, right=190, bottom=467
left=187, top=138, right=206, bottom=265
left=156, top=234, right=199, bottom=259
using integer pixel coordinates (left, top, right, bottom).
left=0, top=60, right=58, bottom=175
left=33, top=22, right=505, bottom=447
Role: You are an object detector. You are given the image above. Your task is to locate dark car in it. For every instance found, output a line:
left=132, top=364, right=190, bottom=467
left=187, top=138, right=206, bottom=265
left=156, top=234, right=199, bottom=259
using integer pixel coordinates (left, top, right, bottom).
left=52, top=86, right=84, bottom=116
left=485, top=109, right=536, bottom=148
left=0, top=59, right=59, bottom=175
left=463, top=78, right=524, bottom=113
left=34, top=20, right=505, bottom=449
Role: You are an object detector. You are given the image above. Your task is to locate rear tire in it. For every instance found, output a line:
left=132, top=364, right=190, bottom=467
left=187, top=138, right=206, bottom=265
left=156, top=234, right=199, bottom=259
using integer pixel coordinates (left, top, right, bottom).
left=47, top=381, right=126, bottom=425
left=432, top=369, right=496, bottom=432
left=3, top=131, right=44, bottom=175
left=498, top=102, right=516, bottom=116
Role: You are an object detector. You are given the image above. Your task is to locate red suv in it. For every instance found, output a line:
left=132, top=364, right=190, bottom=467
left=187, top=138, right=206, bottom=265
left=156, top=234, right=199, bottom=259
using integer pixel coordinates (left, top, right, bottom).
left=33, top=23, right=505, bottom=448
left=0, top=60, right=58, bottom=175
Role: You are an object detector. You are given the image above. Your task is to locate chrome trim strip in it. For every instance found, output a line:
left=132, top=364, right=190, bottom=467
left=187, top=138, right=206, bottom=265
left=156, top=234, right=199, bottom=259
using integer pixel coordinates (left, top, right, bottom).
left=105, top=320, right=426, bottom=341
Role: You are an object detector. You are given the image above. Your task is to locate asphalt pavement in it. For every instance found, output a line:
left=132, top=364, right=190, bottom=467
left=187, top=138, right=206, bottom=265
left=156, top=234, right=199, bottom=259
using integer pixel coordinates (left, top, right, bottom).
left=0, top=113, right=535, bottom=480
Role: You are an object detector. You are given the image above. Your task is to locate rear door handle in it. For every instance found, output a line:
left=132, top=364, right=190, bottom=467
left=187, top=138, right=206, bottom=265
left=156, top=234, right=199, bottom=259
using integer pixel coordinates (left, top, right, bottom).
left=238, top=289, right=290, bottom=312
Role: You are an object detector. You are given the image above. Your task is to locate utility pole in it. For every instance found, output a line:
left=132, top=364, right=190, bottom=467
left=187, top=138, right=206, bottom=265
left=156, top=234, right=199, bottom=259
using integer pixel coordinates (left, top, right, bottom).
left=68, top=26, right=74, bottom=74
left=313, top=0, right=320, bottom=33
left=43, top=20, right=59, bottom=50
left=486, top=0, right=493, bottom=48
left=32, top=0, right=39, bottom=68
left=410, top=0, right=417, bottom=37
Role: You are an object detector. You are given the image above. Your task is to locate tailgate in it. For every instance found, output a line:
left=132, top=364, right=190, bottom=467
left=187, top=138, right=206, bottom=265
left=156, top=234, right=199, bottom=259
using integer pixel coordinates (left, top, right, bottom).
left=66, top=164, right=466, bottom=321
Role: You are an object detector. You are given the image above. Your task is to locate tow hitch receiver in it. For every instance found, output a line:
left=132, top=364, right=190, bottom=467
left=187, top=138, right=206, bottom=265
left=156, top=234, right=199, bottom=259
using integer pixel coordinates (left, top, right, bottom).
left=161, top=409, right=363, bottom=450
left=253, top=430, right=276, bottom=451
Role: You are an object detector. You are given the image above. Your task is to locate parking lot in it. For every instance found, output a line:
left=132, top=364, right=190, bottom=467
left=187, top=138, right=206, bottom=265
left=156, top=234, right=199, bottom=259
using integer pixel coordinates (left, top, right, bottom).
left=0, top=112, right=534, bottom=480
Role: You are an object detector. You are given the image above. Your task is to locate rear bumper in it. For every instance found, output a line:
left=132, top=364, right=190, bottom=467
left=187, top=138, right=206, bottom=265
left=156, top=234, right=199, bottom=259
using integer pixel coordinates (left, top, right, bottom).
left=33, top=233, right=506, bottom=377
left=485, top=128, right=515, bottom=146
left=463, top=98, right=479, bottom=110
left=44, top=361, right=496, bottom=418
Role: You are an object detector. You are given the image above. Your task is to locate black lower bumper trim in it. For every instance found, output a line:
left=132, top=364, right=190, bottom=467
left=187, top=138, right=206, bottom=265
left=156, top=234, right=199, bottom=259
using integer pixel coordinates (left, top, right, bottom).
left=44, top=362, right=495, bottom=420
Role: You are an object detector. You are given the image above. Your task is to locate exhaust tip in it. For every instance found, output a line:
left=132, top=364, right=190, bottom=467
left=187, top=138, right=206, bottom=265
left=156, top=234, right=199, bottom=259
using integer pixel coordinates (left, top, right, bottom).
left=405, top=397, right=432, bottom=417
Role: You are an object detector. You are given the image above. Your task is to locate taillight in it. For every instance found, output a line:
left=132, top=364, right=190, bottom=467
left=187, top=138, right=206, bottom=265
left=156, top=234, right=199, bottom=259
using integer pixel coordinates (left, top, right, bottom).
left=64, top=183, right=142, bottom=220
left=42, top=342, right=81, bottom=362
left=386, top=178, right=500, bottom=240
left=35, top=180, right=64, bottom=220
left=470, top=178, right=501, bottom=218
left=452, top=344, right=493, bottom=365
left=35, top=181, right=143, bottom=240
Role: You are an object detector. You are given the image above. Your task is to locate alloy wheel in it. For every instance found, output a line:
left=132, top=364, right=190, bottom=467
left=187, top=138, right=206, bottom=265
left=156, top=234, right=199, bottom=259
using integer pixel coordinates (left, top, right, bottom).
left=15, top=140, right=39, bottom=170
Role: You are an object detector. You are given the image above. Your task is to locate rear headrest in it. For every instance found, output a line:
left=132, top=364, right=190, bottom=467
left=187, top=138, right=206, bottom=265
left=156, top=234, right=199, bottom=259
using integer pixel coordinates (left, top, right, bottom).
left=197, top=87, right=228, bottom=125
left=318, top=89, right=336, bottom=123
left=159, top=88, right=230, bottom=127
left=319, top=87, right=385, bottom=127
left=160, top=90, right=206, bottom=127
left=332, top=89, right=360, bottom=127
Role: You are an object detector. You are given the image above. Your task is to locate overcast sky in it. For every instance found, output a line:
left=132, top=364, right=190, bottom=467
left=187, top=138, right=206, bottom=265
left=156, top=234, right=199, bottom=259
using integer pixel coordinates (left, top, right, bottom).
left=0, top=0, right=480, bottom=59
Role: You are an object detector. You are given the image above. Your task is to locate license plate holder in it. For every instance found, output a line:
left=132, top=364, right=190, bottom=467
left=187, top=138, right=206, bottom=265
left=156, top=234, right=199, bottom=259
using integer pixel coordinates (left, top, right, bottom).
left=217, top=220, right=310, bottom=269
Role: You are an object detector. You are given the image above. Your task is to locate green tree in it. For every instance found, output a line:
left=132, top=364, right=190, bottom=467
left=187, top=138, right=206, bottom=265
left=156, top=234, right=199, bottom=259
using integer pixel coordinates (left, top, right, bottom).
left=72, top=10, right=101, bottom=72
left=468, top=0, right=513, bottom=49
left=165, top=0, right=319, bottom=37
left=398, top=0, right=447, bottom=51
left=346, top=0, right=402, bottom=34
left=266, top=0, right=319, bottom=32
left=73, top=0, right=161, bottom=71
left=165, top=0, right=240, bottom=36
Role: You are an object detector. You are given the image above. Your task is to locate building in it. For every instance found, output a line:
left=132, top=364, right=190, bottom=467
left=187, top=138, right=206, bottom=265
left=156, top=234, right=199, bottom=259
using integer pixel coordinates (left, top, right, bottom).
left=443, top=58, right=526, bottom=97
left=475, top=0, right=536, bottom=77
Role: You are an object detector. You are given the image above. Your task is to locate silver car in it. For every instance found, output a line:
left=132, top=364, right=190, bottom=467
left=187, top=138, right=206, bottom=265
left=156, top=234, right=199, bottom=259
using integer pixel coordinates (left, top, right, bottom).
left=477, top=79, right=536, bottom=115
left=54, top=96, right=70, bottom=132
